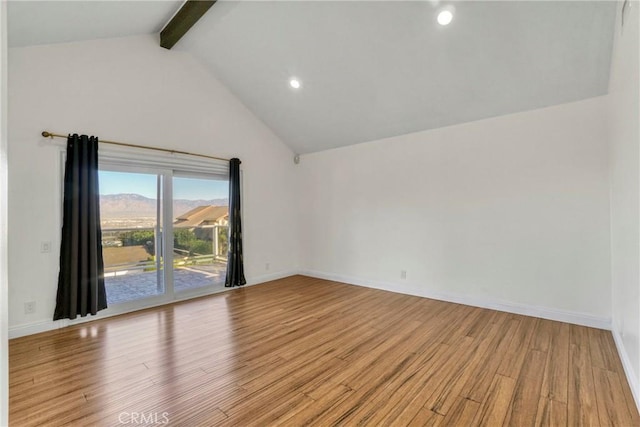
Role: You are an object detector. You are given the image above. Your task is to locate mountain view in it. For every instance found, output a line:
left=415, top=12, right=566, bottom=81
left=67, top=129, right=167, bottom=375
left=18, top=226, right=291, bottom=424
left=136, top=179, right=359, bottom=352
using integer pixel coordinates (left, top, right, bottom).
left=101, top=193, right=229, bottom=219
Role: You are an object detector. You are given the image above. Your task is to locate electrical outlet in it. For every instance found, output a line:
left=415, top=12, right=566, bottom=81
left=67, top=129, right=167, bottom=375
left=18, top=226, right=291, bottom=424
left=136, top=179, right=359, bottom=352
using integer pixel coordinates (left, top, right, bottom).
left=400, top=270, right=407, bottom=280
left=24, top=301, right=36, bottom=314
left=41, top=241, right=51, bottom=253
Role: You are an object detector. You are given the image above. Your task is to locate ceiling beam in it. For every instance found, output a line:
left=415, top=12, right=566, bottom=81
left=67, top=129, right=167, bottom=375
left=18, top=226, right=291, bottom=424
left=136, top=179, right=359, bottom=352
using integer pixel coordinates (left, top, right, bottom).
left=160, top=0, right=216, bottom=49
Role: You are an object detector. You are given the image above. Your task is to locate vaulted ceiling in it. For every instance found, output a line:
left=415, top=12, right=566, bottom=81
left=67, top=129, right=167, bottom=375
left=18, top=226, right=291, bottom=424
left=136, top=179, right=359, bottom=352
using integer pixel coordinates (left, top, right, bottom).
left=8, top=1, right=617, bottom=154
left=8, top=1, right=183, bottom=47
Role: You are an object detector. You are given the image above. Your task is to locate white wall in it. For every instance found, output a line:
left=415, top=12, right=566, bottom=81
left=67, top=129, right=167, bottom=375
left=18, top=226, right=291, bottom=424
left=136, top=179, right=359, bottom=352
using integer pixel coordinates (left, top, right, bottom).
left=7, top=35, right=299, bottom=334
left=297, top=96, right=612, bottom=327
left=609, top=0, right=640, bottom=407
left=0, top=1, right=9, bottom=424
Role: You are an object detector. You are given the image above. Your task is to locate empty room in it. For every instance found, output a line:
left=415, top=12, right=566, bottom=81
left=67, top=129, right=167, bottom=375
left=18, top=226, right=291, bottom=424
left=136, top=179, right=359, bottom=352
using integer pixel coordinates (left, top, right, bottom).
left=0, top=0, right=639, bottom=425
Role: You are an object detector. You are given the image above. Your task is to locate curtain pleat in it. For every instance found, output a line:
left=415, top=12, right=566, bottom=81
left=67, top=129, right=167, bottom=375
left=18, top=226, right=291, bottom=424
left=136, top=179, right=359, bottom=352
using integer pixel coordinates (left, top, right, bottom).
left=225, top=158, right=246, bottom=287
left=54, top=134, right=107, bottom=320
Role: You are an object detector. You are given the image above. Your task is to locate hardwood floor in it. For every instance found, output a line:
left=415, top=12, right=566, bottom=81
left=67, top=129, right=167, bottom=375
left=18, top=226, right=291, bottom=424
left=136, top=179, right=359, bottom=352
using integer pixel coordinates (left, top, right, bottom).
left=9, top=275, right=639, bottom=426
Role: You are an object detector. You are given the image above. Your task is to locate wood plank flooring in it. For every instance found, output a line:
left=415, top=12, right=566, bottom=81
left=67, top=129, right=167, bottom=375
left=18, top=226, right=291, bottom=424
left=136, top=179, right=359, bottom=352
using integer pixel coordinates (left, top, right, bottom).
left=9, top=275, right=639, bottom=426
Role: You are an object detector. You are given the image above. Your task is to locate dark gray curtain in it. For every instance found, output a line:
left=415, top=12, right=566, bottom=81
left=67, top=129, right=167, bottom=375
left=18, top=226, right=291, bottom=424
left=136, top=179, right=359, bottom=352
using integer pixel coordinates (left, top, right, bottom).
left=53, top=134, right=107, bottom=320
left=225, top=158, right=246, bottom=287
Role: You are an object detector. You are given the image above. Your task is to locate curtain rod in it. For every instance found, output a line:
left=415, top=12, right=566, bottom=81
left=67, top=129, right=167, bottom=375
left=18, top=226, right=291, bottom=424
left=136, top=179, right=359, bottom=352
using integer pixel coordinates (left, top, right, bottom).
left=41, top=131, right=229, bottom=162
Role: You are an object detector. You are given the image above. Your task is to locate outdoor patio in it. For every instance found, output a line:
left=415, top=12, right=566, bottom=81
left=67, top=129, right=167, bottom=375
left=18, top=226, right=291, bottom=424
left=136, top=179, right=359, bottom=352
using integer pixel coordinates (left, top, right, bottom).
left=104, top=263, right=227, bottom=304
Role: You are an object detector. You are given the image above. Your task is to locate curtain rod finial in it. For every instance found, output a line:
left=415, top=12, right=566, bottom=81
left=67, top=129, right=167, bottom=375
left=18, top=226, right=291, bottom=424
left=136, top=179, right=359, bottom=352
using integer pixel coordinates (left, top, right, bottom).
left=42, top=131, right=52, bottom=138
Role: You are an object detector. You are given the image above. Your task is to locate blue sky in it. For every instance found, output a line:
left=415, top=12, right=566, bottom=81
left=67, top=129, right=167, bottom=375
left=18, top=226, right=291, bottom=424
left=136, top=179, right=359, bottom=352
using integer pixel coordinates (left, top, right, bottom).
left=99, top=171, right=228, bottom=200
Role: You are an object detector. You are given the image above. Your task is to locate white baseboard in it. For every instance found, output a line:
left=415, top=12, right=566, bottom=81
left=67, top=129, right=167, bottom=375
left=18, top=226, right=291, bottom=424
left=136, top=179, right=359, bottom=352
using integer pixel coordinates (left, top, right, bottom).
left=8, top=268, right=612, bottom=335
left=246, top=270, right=296, bottom=286
left=8, top=270, right=298, bottom=339
left=8, top=319, right=68, bottom=338
left=300, top=270, right=611, bottom=330
left=612, top=327, right=640, bottom=412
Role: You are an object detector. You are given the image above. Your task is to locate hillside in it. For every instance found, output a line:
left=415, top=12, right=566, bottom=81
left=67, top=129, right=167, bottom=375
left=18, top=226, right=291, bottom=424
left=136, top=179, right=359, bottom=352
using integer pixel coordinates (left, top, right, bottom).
left=100, top=193, right=228, bottom=218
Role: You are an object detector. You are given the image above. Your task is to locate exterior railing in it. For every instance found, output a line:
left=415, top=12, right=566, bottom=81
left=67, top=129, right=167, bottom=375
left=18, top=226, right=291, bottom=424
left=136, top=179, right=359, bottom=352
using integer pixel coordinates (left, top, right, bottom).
left=102, top=225, right=228, bottom=275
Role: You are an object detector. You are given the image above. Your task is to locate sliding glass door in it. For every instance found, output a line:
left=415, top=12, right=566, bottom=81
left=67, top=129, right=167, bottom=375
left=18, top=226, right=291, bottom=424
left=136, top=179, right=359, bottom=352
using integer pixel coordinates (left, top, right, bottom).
left=172, top=174, right=229, bottom=294
left=99, top=169, right=165, bottom=305
left=98, top=167, right=228, bottom=307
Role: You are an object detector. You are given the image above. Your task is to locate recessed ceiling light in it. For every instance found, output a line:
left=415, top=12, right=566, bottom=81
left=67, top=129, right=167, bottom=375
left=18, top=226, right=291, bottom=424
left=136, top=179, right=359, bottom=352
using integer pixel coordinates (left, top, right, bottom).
left=289, top=78, right=301, bottom=89
left=437, top=9, right=453, bottom=26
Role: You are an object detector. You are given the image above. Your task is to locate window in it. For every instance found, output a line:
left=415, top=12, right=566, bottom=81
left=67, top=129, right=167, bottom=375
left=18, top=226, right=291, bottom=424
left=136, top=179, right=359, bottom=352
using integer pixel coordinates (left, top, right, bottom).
left=172, top=174, right=229, bottom=294
left=100, top=170, right=166, bottom=304
left=95, top=148, right=229, bottom=308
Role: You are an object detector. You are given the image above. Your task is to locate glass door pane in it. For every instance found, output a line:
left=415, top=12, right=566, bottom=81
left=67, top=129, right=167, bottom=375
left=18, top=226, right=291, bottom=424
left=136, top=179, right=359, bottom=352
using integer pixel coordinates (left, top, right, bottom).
left=99, top=170, right=165, bottom=304
left=172, top=175, right=229, bottom=293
